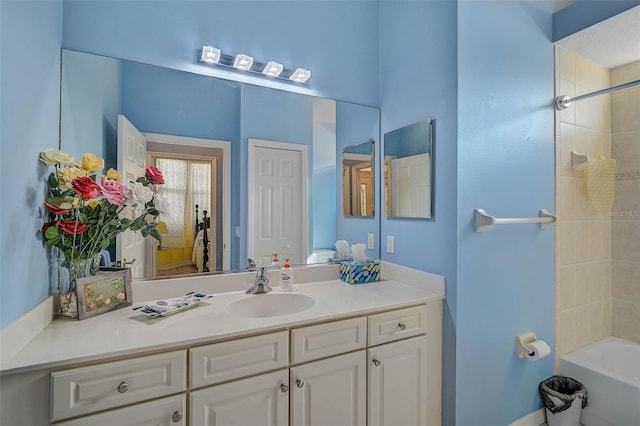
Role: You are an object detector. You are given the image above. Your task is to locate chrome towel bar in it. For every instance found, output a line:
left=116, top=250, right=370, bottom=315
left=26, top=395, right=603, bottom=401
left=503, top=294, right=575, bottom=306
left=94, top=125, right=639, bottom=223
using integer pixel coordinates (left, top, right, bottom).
left=474, top=209, right=556, bottom=232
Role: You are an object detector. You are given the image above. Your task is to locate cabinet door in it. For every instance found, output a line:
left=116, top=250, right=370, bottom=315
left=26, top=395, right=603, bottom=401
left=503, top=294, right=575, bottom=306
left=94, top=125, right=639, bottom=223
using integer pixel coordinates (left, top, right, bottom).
left=56, top=395, right=185, bottom=426
left=368, top=335, right=427, bottom=426
left=291, top=350, right=366, bottom=426
left=190, top=369, right=289, bottom=426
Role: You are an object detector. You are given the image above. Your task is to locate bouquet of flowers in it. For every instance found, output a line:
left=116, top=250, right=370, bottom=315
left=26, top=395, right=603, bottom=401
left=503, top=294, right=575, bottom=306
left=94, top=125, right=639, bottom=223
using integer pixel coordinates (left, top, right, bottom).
left=39, top=149, right=168, bottom=262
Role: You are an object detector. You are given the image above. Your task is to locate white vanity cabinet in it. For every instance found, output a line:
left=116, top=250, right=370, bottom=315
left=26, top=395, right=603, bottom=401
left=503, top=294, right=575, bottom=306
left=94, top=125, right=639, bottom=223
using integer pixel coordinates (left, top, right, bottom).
left=368, top=335, right=428, bottom=426
left=2, top=300, right=441, bottom=426
left=190, top=369, right=289, bottom=426
left=290, top=350, right=367, bottom=426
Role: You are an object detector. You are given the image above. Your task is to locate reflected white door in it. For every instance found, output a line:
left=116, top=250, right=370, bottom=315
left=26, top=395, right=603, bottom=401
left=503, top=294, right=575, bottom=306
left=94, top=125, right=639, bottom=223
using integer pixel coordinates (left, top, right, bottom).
left=117, top=114, right=147, bottom=278
left=390, top=153, right=431, bottom=218
left=248, top=139, right=307, bottom=267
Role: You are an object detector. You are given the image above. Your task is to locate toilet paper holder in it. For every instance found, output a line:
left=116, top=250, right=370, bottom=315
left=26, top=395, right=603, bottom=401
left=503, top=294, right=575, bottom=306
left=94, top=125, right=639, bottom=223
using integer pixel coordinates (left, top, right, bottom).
left=516, top=332, right=538, bottom=358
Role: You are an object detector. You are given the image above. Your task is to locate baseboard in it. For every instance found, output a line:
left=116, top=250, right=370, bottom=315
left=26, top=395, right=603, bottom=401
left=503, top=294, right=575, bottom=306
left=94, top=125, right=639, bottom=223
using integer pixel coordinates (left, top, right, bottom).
left=509, top=408, right=545, bottom=426
left=0, top=296, right=54, bottom=365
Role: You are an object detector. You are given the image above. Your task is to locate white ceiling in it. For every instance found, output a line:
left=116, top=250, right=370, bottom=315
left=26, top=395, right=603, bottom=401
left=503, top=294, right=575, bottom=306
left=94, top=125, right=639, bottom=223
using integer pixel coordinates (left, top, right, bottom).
left=556, top=5, right=640, bottom=69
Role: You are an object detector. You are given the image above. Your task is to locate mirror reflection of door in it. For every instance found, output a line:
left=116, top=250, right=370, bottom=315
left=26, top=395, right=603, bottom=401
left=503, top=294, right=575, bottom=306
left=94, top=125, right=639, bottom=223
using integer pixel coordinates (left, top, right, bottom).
left=146, top=142, right=223, bottom=277
left=383, top=119, right=433, bottom=219
left=248, top=139, right=307, bottom=267
left=117, top=115, right=147, bottom=278
left=342, top=139, right=374, bottom=217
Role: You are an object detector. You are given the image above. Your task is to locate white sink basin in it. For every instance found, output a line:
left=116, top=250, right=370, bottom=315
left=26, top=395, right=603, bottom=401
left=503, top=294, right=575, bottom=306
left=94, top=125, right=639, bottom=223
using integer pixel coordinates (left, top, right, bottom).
left=226, top=293, right=315, bottom=318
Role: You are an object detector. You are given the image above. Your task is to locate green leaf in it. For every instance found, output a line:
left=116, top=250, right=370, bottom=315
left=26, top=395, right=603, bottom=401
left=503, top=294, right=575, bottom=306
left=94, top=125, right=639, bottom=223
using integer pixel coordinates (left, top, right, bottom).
left=48, top=172, right=59, bottom=188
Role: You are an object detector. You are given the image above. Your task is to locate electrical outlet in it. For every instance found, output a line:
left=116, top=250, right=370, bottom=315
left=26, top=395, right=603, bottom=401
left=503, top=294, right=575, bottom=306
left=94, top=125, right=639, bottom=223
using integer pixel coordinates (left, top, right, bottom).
left=386, top=236, right=395, bottom=254
left=368, top=233, right=375, bottom=249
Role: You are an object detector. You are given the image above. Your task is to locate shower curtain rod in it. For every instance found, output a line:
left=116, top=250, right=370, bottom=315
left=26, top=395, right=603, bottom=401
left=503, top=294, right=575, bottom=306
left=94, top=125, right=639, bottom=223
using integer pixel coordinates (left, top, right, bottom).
left=555, top=78, right=640, bottom=110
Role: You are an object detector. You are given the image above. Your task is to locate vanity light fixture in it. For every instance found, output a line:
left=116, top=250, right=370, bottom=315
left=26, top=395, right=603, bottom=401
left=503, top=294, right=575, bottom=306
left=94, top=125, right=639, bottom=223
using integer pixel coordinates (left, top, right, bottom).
left=262, top=61, right=284, bottom=77
left=200, top=46, right=221, bottom=64
left=289, top=68, right=312, bottom=83
left=198, top=45, right=311, bottom=85
left=233, top=54, right=254, bottom=71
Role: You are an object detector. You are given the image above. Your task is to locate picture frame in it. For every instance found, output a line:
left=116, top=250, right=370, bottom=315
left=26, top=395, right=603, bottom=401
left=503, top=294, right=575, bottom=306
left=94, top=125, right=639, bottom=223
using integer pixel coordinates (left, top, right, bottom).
left=76, top=268, right=133, bottom=320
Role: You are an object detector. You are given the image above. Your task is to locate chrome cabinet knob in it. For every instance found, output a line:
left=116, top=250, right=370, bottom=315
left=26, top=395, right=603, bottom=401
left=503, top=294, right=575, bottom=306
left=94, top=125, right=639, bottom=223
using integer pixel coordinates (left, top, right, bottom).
left=295, top=378, right=305, bottom=388
left=398, top=322, right=407, bottom=331
left=171, top=410, right=182, bottom=422
left=117, top=381, right=129, bottom=393
left=372, top=359, right=381, bottom=366
left=280, top=383, right=289, bottom=393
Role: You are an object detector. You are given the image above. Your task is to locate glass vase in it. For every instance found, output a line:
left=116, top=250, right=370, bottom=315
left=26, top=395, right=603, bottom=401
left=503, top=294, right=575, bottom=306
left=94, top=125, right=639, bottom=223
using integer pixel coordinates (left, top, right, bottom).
left=57, top=254, right=101, bottom=319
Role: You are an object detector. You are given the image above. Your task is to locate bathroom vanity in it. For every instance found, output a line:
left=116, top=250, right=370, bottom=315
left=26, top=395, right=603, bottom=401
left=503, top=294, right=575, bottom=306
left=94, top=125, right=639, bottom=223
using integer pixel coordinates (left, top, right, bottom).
left=0, top=263, right=444, bottom=426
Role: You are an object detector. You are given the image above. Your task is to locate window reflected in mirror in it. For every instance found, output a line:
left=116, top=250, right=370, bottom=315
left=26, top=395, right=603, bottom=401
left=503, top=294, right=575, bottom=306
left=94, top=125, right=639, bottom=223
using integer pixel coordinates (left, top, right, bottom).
left=342, top=139, right=375, bottom=217
left=384, top=119, right=433, bottom=219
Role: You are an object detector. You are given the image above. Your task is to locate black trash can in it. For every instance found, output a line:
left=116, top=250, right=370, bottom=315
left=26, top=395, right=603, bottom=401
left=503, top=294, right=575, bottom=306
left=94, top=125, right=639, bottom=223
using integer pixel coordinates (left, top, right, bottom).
left=539, top=376, right=588, bottom=426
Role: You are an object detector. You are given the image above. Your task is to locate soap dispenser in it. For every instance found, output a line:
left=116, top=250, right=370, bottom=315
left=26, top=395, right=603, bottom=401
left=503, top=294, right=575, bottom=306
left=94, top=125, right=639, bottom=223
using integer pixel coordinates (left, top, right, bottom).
left=280, top=258, right=294, bottom=292
left=271, top=253, right=280, bottom=267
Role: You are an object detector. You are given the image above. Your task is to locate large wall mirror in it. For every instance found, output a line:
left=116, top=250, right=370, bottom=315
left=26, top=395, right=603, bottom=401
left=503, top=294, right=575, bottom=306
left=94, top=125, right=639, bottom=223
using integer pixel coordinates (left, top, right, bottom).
left=60, top=49, right=380, bottom=279
left=383, top=118, right=434, bottom=219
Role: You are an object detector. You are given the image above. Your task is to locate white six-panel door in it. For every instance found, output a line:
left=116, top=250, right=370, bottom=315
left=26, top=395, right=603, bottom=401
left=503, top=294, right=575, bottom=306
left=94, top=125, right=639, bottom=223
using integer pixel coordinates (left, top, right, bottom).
left=390, top=153, right=431, bottom=218
left=248, top=139, right=307, bottom=267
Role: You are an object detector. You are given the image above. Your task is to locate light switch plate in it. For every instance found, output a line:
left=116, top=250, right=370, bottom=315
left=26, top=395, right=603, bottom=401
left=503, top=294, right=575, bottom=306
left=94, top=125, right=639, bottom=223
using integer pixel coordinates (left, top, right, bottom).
left=386, top=236, right=394, bottom=254
left=368, top=233, right=375, bottom=249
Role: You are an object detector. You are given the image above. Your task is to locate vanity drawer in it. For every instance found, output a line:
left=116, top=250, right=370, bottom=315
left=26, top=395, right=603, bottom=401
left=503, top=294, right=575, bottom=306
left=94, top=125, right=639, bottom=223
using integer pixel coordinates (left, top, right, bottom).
left=368, top=305, right=428, bottom=346
left=190, top=331, right=288, bottom=388
left=56, top=394, right=186, bottom=426
left=51, top=350, right=186, bottom=421
left=291, top=316, right=367, bottom=364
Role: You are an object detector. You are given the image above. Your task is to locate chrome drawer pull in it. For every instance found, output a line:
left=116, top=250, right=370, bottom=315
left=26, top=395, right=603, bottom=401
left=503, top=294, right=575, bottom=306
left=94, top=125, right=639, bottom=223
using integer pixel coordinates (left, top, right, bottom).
left=398, top=322, right=407, bottom=331
left=296, top=378, right=305, bottom=388
left=372, top=359, right=381, bottom=366
left=171, top=410, right=182, bottom=422
left=280, top=383, right=289, bottom=393
left=117, top=381, right=129, bottom=393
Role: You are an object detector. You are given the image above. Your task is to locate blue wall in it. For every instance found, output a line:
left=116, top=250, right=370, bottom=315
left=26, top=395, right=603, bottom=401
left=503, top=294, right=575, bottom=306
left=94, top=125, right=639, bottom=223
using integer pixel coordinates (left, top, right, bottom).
left=61, top=0, right=380, bottom=106
left=379, top=2, right=458, bottom=422
left=553, top=0, right=640, bottom=41
left=0, top=0, right=63, bottom=328
left=60, top=50, right=122, bottom=170
left=456, top=2, right=555, bottom=424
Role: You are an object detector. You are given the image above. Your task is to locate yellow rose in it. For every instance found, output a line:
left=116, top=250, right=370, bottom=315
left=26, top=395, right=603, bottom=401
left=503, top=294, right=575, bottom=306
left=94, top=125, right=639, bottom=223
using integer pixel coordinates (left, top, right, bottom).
left=81, top=153, right=104, bottom=172
left=87, top=200, right=101, bottom=208
left=58, top=167, right=87, bottom=189
left=106, top=168, right=122, bottom=181
left=39, top=149, right=74, bottom=166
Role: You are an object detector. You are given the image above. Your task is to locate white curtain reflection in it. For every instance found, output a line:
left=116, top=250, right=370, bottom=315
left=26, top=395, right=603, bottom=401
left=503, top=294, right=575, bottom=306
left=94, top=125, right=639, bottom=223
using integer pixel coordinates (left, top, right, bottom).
left=155, top=158, right=211, bottom=248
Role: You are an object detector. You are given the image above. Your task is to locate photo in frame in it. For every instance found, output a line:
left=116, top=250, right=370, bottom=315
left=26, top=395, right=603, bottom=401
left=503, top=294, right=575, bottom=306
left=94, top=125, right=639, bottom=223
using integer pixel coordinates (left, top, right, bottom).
left=76, top=268, right=133, bottom=320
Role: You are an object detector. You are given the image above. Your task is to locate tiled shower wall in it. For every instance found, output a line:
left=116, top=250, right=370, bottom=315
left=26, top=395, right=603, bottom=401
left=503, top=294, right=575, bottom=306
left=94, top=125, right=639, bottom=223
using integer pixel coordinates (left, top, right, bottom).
left=610, top=60, right=640, bottom=344
left=555, top=47, right=612, bottom=364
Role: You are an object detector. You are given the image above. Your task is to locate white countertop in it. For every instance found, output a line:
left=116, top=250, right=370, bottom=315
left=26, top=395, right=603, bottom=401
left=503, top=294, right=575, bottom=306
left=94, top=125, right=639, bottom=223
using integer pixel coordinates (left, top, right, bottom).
left=0, top=276, right=443, bottom=375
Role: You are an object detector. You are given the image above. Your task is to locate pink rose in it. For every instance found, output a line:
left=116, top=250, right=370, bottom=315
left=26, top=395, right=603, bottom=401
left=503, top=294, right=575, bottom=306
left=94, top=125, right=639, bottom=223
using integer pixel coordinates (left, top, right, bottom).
left=145, top=166, right=165, bottom=185
left=99, top=178, right=126, bottom=205
left=72, top=177, right=100, bottom=201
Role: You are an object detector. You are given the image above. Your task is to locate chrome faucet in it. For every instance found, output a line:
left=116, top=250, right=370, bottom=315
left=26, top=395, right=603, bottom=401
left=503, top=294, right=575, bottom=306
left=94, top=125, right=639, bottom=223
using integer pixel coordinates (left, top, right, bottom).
left=246, top=267, right=272, bottom=294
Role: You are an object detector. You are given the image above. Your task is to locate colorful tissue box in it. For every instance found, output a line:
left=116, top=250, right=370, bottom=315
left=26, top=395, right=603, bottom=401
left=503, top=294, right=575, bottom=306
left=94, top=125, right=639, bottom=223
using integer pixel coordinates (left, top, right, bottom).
left=339, top=260, right=380, bottom=284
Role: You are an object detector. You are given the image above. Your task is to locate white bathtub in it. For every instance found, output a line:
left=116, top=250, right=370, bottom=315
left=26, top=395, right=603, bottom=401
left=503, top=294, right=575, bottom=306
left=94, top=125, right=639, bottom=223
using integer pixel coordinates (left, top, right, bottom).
left=559, top=337, right=640, bottom=426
